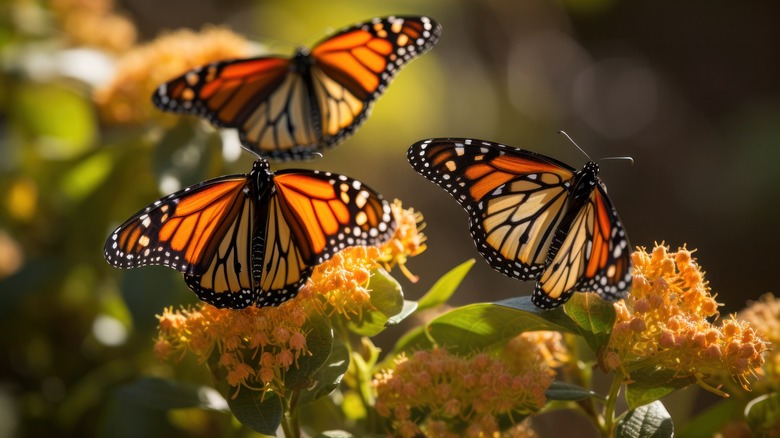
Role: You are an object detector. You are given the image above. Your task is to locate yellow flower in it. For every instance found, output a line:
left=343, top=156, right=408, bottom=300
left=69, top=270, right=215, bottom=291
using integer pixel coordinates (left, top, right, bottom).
left=94, top=27, right=252, bottom=125
left=738, top=293, right=780, bottom=389
left=373, top=348, right=551, bottom=438
left=51, top=0, right=137, bottom=52
left=603, top=244, right=768, bottom=394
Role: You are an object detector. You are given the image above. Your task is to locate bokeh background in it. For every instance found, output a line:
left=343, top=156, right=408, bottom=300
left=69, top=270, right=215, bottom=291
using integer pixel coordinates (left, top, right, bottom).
left=1, top=0, right=779, bottom=436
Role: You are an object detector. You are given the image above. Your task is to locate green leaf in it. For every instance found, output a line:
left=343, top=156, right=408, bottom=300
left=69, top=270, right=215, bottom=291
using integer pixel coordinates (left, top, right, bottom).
left=416, top=259, right=475, bottom=311
left=386, top=300, right=417, bottom=327
left=545, top=381, right=603, bottom=402
left=60, top=149, right=114, bottom=202
left=346, top=268, right=404, bottom=336
left=14, top=83, right=96, bottom=159
left=284, top=313, right=334, bottom=391
left=427, top=298, right=579, bottom=354
left=115, top=377, right=228, bottom=412
left=495, top=296, right=581, bottom=332
left=388, top=325, right=434, bottom=357
left=228, top=388, right=283, bottom=436
left=616, top=401, right=674, bottom=438
left=625, top=367, right=695, bottom=410
left=563, top=293, right=616, bottom=351
left=745, top=392, right=780, bottom=436
left=297, top=339, right=350, bottom=406
left=678, top=397, right=740, bottom=438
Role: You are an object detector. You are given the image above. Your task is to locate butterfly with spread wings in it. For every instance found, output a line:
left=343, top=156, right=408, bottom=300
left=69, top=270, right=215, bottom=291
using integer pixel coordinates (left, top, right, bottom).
left=104, top=160, right=395, bottom=308
left=152, top=15, right=441, bottom=161
left=408, top=138, right=632, bottom=309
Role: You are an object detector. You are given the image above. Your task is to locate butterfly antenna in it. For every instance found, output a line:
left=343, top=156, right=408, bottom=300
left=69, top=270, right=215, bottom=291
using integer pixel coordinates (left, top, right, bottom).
left=599, top=156, right=635, bottom=165
left=558, top=131, right=634, bottom=165
left=557, top=130, right=592, bottom=161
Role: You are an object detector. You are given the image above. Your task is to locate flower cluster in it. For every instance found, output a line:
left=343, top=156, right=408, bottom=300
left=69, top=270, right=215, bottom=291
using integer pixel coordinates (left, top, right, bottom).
left=94, top=27, right=252, bottom=124
left=503, top=331, right=569, bottom=376
left=51, top=0, right=137, bottom=52
left=738, top=293, right=780, bottom=388
left=379, top=200, right=427, bottom=282
left=155, top=303, right=309, bottom=396
left=373, top=347, right=550, bottom=437
left=155, top=201, right=425, bottom=394
left=603, top=245, right=768, bottom=393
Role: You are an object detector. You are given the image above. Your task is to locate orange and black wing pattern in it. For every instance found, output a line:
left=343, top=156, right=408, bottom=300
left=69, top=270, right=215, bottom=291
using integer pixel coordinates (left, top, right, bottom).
left=306, top=16, right=441, bottom=149
left=104, top=174, right=260, bottom=308
left=408, top=138, right=576, bottom=281
left=152, top=16, right=441, bottom=161
left=532, top=178, right=632, bottom=309
left=408, top=138, right=632, bottom=309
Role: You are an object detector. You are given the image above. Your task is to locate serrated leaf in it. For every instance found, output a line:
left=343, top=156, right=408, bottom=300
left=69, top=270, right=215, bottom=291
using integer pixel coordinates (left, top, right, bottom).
left=347, top=268, right=404, bottom=336
left=228, top=388, right=283, bottom=436
left=297, top=339, right=350, bottom=406
left=416, top=259, right=475, bottom=311
left=427, top=299, right=579, bottom=354
left=563, top=293, right=616, bottom=351
left=115, top=377, right=228, bottom=412
left=284, top=313, right=334, bottom=390
left=745, top=392, right=780, bottom=436
left=625, top=367, right=695, bottom=410
left=616, top=401, right=674, bottom=438
left=545, top=381, right=603, bottom=402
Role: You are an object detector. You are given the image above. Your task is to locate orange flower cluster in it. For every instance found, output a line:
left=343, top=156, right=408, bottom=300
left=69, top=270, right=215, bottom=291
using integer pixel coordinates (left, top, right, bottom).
left=503, top=331, right=569, bottom=376
left=51, top=0, right=137, bottom=52
left=155, top=303, right=309, bottom=395
left=374, top=348, right=550, bottom=438
left=604, top=245, right=767, bottom=393
left=738, top=293, right=780, bottom=387
left=94, top=27, right=252, bottom=124
left=379, top=200, right=427, bottom=282
left=155, top=201, right=424, bottom=394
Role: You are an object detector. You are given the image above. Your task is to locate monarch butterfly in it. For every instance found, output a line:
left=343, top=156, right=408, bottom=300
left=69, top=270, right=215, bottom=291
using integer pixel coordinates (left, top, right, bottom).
left=153, top=15, right=441, bottom=161
left=104, top=159, right=395, bottom=308
left=407, top=138, right=632, bottom=309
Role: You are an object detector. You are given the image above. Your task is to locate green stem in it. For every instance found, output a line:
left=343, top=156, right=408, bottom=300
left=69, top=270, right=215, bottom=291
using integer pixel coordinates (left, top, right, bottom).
left=280, top=389, right=301, bottom=438
left=602, top=373, right=624, bottom=437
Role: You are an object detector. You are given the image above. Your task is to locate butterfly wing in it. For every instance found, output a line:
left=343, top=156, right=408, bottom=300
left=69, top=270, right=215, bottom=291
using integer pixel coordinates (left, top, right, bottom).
left=307, top=15, right=441, bottom=147
left=153, top=16, right=441, bottom=161
left=153, top=57, right=325, bottom=159
left=408, top=138, right=577, bottom=280
left=104, top=174, right=259, bottom=307
left=184, top=168, right=396, bottom=308
left=532, top=182, right=632, bottom=309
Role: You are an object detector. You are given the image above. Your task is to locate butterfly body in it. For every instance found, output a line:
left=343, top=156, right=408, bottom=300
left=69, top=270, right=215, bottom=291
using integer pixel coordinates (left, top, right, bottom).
left=105, top=160, right=395, bottom=308
left=408, top=138, right=631, bottom=309
left=153, top=16, right=442, bottom=161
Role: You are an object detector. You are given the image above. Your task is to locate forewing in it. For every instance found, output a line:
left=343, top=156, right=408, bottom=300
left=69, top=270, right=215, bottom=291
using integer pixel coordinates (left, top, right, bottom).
left=310, top=15, right=441, bottom=146
left=408, top=138, right=575, bottom=280
left=104, top=175, right=249, bottom=275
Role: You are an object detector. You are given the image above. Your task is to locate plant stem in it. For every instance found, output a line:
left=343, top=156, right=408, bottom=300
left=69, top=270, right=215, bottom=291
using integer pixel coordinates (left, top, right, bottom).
left=602, top=373, right=624, bottom=437
left=280, top=389, right=301, bottom=438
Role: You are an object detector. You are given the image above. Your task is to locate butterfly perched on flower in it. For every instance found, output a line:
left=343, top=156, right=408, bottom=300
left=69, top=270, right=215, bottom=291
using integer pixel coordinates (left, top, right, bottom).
left=407, top=138, right=632, bottom=309
left=104, top=159, right=395, bottom=308
left=152, top=15, right=441, bottom=161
